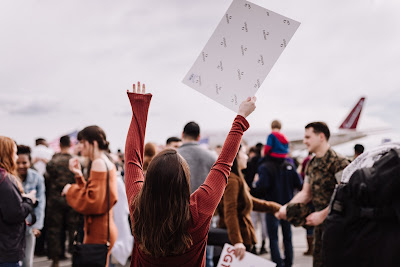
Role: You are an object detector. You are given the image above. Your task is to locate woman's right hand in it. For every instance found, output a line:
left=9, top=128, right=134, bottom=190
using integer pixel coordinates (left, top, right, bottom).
left=22, top=190, right=37, bottom=204
left=69, top=158, right=83, bottom=177
left=275, top=204, right=287, bottom=220
left=127, top=81, right=146, bottom=94
left=234, top=243, right=246, bottom=260
left=237, top=96, right=256, bottom=118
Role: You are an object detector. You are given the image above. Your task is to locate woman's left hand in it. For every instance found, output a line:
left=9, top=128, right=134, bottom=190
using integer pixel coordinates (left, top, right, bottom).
left=234, top=243, right=246, bottom=261
left=128, top=81, right=146, bottom=94
left=32, top=228, right=41, bottom=237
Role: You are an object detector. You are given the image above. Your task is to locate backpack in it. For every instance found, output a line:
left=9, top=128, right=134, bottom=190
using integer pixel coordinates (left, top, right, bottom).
left=253, top=157, right=302, bottom=204
left=323, top=148, right=400, bottom=267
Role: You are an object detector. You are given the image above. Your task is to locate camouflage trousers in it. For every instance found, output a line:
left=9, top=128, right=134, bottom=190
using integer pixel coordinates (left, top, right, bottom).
left=313, top=222, right=325, bottom=267
left=46, top=203, right=80, bottom=259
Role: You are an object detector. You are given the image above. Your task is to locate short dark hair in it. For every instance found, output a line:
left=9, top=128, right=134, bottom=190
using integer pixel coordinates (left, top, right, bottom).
left=78, top=125, right=109, bottom=150
left=255, top=142, right=263, bottom=151
left=17, top=145, right=32, bottom=161
left=166, top=137, right=181, bottom=145
left=59, top=135, right=71, bottom=148
left=305, top=122, right=330, bottom=141
left=354, top=144, right=364, bottom=154
left=249, top=145, right=261, bottom=157
left=35, top=138, right=46, bottom=146
left=183, top=122, right=200, bottom=139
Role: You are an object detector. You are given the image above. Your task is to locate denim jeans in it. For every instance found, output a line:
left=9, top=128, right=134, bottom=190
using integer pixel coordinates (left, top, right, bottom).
left=21, top=232, right=35, bottom=267
left=306, top=226, right=314, bottom=236
left=266, top=214, right=293, bottom=267
left=205, top=245, right=214, bottom=267
left=0, top=263, right=20, bottom=267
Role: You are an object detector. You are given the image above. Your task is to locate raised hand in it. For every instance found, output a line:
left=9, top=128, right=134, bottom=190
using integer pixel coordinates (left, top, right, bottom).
left=237, top=96, right=256, bottom=118
left=69, top=158, right=83, bottom=177
left=127, top=81, right=146, bottom=94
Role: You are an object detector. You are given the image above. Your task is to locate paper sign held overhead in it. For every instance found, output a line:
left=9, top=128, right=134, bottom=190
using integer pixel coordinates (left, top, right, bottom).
left=183, top=0, right=300, bottom=112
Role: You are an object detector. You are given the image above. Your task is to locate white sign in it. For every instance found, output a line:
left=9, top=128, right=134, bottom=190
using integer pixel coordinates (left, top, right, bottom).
left=216, top=243, right=276, bottom=267
left=183, top=0, right=300, bottom=112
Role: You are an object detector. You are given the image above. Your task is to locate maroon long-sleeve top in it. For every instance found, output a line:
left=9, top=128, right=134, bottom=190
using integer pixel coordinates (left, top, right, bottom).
left=125, top=92, right=249, bottom=267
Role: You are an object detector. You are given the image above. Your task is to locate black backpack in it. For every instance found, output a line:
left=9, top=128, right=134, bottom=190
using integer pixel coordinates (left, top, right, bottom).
left=323, top=149, right=400, bottom=267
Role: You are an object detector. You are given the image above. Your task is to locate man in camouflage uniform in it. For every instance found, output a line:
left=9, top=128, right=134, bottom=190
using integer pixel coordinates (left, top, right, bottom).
left=276, top=122, right=349, bottom=267
left=45, top=135, right=80, bottom=267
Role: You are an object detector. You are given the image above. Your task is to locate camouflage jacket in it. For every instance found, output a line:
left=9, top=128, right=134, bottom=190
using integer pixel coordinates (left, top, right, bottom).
left=45, top=153, right=75, bottom=207
left=305, top=148, right=350, bottom=211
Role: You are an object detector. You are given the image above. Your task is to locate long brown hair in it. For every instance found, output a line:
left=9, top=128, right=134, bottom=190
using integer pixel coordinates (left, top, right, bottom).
left=133, top=149, right=193, bottom=257
left=0, top=136, right=24, bottom=192
left=230, top=144, right=243, bottom=178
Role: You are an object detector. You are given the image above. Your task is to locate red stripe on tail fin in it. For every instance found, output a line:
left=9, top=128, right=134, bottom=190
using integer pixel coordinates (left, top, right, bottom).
left=339, top=97, right=365, bottom=130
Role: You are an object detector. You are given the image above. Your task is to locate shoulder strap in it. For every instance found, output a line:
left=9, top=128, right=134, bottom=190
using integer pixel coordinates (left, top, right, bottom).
left=103, top=159, right=110, bottom=246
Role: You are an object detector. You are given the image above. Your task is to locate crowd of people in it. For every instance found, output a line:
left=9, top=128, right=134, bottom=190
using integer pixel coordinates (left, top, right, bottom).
left=1, top=82, right=374, bottom=267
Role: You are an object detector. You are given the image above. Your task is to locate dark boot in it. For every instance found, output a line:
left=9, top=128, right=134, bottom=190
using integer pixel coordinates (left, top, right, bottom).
left=50, top=258, right=59, bottom=267
left=250, top=246, right=258, bottom=255
left=303, top=236, right=313, bottom=256
left=259, top=240, right=268, bottom=254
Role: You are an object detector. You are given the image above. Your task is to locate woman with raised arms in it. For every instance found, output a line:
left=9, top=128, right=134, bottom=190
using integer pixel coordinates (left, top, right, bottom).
left=125, top=82, right=256, bottom=266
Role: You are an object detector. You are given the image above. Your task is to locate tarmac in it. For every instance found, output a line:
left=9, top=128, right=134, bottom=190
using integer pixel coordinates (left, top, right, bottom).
left=33, top=226, right=312, bottom=267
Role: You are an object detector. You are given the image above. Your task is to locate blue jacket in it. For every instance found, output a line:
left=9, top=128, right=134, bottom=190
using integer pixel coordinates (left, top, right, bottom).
left=256, top=157, right=302, bottom=205
left=22, top=168, right=46, bottom=233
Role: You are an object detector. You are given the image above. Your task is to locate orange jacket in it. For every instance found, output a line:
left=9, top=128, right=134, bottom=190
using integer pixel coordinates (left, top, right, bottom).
left=66, top=168, right=118, bottom=247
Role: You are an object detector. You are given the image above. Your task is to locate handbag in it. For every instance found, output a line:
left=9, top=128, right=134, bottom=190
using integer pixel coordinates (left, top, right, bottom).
left=72, top=160, right=111, bottom=267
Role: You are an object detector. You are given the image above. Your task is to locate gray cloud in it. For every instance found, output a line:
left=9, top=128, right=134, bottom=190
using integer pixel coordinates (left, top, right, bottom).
left=9, top=102, right=59, bottom=115
left=0, top=93, right=61, bottom=115
left=0, top=0, right=399, bottom=150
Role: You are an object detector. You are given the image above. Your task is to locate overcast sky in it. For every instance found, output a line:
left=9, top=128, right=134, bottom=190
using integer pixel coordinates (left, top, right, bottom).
left=1, top=0, right=399, bottom=154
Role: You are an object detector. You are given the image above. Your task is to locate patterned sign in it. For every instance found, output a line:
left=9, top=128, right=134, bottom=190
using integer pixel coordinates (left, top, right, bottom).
left=183, top=0, right=300, bottom=112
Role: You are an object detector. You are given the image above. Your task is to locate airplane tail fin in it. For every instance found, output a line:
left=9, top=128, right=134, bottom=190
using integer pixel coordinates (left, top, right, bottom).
left=339, top=97, right=366, bottom=130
